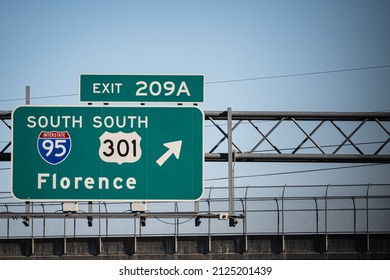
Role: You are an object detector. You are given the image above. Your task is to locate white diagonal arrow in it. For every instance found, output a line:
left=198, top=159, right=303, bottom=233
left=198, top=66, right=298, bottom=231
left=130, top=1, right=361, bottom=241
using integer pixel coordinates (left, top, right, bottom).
left=156, top=140, right=182, bottom=166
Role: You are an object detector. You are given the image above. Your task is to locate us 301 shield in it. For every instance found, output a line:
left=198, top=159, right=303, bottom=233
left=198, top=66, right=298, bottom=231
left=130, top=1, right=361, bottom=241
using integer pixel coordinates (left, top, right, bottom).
left=98, top=131, right=142, bottom=165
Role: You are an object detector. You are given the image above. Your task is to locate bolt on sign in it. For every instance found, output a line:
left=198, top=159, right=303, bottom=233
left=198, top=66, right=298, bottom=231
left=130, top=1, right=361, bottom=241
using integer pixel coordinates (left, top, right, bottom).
left=79, top=74, right=204, bottom=103
left=12, top=106, right=203, bottom=201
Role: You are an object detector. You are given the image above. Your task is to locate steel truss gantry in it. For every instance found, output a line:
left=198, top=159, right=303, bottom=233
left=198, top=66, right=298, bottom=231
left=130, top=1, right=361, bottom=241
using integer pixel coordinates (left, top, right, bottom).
left=204, top=109, right=390, bottom=163
left=2, top=109, right=390, bottom=163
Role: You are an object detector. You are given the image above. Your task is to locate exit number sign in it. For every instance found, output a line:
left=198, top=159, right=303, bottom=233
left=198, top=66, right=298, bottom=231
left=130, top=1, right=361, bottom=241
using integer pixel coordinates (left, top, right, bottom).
left=80, top=74, right=204, bottom=103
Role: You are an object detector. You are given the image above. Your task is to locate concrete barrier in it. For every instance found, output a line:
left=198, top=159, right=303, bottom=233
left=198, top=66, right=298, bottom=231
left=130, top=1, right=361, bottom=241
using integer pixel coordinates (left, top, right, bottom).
left=0, top=234, right=389, bottom=259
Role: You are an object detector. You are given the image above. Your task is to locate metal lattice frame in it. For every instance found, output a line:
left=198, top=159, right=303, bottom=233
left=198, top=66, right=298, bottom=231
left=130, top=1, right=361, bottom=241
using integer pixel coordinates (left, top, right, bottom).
left=204, top=110, right=390, bottom=163
left=1, top=110, right=390, bottom=162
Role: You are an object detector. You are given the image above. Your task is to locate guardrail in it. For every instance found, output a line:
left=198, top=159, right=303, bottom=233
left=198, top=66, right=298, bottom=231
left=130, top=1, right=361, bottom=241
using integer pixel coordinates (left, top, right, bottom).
left=1, top=184, right=389, bottom=240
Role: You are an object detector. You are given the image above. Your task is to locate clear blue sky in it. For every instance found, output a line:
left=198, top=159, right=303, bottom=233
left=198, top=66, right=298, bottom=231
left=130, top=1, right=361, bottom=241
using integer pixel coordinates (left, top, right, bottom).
left=1, top=0, right=389, bottom=111
left=0, top=0, right=390, bottom=235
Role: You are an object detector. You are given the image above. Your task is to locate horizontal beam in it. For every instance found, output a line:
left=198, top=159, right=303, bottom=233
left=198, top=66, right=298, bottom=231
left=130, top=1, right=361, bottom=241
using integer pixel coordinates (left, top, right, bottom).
left=205, top=153, right=390, bottom=163
left=3, top=152, right=387, bottom=163
left=2, top=110, right=390, bottom=121
left=0, top=212, right=243, bottom=220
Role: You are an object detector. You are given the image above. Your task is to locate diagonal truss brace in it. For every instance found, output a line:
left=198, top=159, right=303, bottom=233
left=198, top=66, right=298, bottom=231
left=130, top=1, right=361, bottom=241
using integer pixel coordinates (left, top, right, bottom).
left=249, top=119, right=283, bottom=154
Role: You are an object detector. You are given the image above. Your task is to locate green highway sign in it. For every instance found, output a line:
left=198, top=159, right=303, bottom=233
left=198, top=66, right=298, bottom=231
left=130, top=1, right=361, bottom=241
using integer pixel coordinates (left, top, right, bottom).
left=12, top=106, right=203, bottom=201
left=80, top=74, right=204, bottom=103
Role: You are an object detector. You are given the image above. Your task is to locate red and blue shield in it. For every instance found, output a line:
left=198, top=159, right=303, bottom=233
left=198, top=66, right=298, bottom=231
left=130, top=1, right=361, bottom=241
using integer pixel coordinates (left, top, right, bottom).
left=37, top=131, right=72, bottom=165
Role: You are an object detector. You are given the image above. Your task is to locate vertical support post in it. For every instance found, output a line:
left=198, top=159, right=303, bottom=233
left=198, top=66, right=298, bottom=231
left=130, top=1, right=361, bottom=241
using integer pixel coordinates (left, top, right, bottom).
left=133, top=217, right=137, bottom=254
left=314, top=198, right=319, bottom=235
left=73, top=218, right=76, bottom=238
left=243, top=186, right=249, bottom=252
left=7, top=215, right=9, bottom=239
left=275, top=198, right=280, bottom=235
left=281, top=185, right=286, bottom=252
left=31, top=202, right=34, bottom=255
left=174, top=202, right=178, bottom=254
left=25, top=86, right=30, bottom=105
left=242, top=199, right=247, bottom=252
left=325, top=184, right=329, bottom=252
left=103, top=202, right=108, bottom=237
left=139, top=216, right=142, bottom=236
left=41, top=203, right=46, bottom=238
left=208, top=187, right=213, bottom=253
left=227, top=107, right=235, bottom=216
left=352, top=197, right=356, bottom=234
left=98, top=202, right=102, bottom=254
left=63, top=216, right=67, bottom=255
left=5, top=204, right=9, bottom=239
left=366, top=183, right=370, bottom=251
